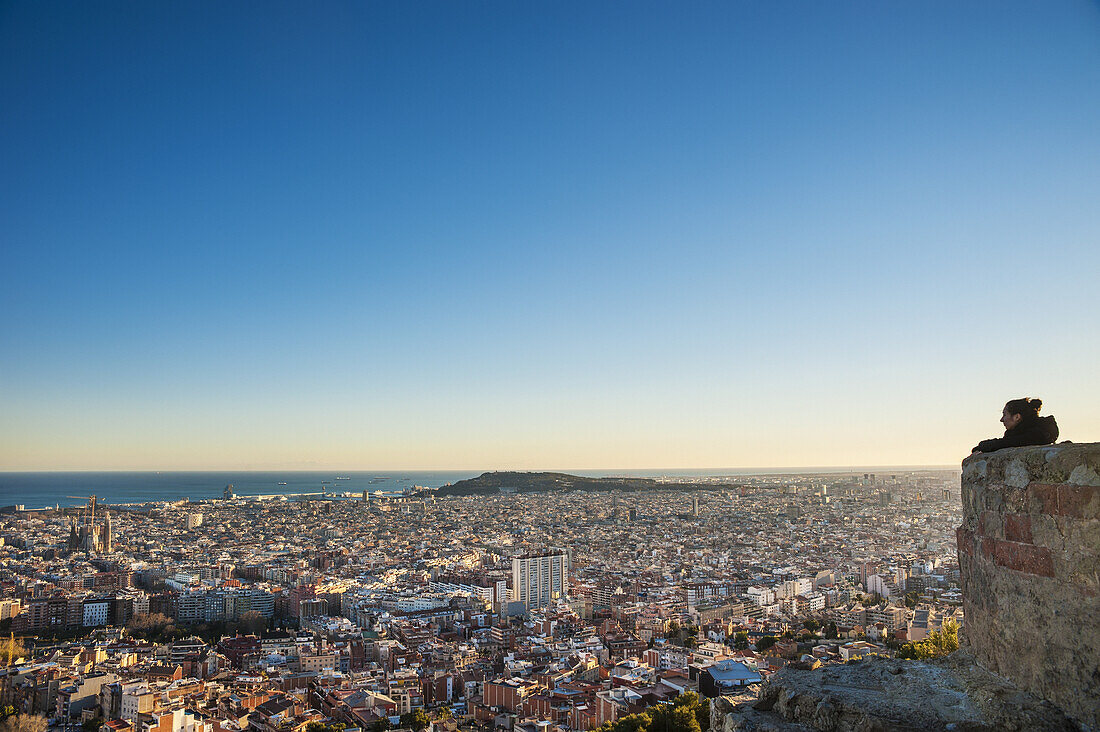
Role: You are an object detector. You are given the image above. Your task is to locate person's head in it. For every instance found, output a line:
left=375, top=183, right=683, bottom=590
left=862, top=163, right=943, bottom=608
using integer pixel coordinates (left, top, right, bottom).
left=1001, top=397, right=1043, bottom=430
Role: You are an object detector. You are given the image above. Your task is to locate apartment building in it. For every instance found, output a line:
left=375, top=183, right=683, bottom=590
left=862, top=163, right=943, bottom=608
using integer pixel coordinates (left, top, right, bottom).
left=512, top=553, right=568, bottom=610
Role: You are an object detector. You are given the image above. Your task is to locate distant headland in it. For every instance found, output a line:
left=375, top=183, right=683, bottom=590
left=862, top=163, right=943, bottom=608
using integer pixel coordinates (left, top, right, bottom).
left=435, top=471, right=720, bottom=496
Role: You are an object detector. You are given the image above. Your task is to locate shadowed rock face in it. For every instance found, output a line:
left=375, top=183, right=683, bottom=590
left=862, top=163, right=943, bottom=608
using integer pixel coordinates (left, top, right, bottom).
left=958, top=443, right=1100, bottom=729
left=712, top=652, right=1077, bottom=732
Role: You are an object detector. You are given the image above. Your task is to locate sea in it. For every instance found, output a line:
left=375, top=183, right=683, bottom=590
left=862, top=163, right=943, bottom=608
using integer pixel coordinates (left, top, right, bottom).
left=0, top=471, right=478, bottom=509
left=0, top=466, right=956, bottom=510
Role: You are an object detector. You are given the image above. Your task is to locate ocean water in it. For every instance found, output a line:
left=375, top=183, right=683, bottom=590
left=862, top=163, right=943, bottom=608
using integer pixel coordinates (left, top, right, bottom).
left=0, top=465, right=956, bottom=509
left=0, top=471, right=479, bottom=509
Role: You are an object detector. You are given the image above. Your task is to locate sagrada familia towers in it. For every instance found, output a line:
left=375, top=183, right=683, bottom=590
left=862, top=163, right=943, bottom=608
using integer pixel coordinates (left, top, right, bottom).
left=66, top=495, right=112, bottom=553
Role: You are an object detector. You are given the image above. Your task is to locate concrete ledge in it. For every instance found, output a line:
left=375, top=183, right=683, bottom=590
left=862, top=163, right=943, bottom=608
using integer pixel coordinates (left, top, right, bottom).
left=959, top=442, right=1100, bottom=729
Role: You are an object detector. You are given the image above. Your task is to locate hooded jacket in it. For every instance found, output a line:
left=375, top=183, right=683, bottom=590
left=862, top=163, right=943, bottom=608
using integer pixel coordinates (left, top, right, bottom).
left=972, top=414, right=1059, bottom=453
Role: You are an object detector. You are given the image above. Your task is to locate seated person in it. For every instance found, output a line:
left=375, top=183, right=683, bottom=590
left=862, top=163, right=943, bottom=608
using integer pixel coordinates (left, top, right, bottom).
left=972, top=397, right=1059, bottom=453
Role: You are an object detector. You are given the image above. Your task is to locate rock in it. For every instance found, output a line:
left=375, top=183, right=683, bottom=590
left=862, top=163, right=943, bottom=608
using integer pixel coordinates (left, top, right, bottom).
left=712, top=653, right=1079, bottom=731
left=810, top=700, right=837, bottom=731
left=753, top=685, right=778, bottom=711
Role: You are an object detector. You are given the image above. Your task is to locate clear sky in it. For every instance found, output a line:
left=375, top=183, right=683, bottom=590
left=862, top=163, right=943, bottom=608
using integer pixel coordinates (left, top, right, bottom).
left=2, top=1, right=1098, bottom=471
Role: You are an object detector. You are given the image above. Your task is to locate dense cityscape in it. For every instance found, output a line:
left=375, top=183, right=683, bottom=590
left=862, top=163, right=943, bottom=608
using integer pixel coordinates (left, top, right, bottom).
left=0, top=470, right=964, bottom=732
left=4, top=0, right=1098, bottom=728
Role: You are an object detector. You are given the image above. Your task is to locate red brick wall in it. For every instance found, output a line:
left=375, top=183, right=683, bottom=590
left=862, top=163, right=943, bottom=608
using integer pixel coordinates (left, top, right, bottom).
left=958, top=480, right=1098, bottom=584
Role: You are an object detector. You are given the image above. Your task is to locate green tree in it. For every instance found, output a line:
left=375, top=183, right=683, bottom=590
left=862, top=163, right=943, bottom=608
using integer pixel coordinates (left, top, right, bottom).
left=674, top=692, right=708, bottom=732
left=368, top=719, right=391, bottom=732
left=824, top=622, right=839, bottom=640
left=802, top=619, right=820, bottom=633
left=610, top=714, right=650, bottom=732
left=305, top=723, right=345, bottom=732
left=732, top=631, right=749, bottom=650
left=904, top=592, right=920, bottom=609
left=597, top=694, right=706, bottom=732
left=756, top=636, right=777, bottom=652
left=648, top=703, right=700, bottom=732
left=400, top=710, right=431, bottom=732
left=896, top=619, right=959, bottom=660
left=82, top=720, right=103, bottom=732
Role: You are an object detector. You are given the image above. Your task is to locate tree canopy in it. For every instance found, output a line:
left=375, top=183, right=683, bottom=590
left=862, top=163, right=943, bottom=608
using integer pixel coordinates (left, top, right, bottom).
left=756, top=635, right=777, bottom=651
left=0, top=715, right=47, bottom=732
left=125, top=613, right=182, bottom=643
left=896, top=619, right=959, bottom=660
left=399, top=710, right=431, bottom=732
left=304, top=723, right=346, bottom=732
left=239, top=610, right=268, bottom=636
left=594, top=691, right=706, bottom=732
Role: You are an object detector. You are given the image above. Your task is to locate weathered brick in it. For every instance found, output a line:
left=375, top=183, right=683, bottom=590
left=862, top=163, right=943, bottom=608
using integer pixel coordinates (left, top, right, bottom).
left=956, top=526, right=974, bottom=556
left=1028, top=482, right=1059, bottom=514
left=992, top=539, right=1054, bottom=577
left=1004, top=513, right=1033, bottom=544
left=1058, top=484, right=1100, bottom=519
left=1027, top=482, right=1100, bottom=518
left=979, top=510, right=1000, bottom=537
left=1016, top=544, right=1056, bottom=577
left=979, top=535, right=995, bottom=562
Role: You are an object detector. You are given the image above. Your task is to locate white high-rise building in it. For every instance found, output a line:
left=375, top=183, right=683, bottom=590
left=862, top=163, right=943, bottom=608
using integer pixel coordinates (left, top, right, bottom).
left=511, top=552, right=569, bottom=609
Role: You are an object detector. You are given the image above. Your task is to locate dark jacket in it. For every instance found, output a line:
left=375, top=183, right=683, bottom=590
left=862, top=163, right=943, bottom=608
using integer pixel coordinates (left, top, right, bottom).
left=972, top=414, right=1059, bottom=453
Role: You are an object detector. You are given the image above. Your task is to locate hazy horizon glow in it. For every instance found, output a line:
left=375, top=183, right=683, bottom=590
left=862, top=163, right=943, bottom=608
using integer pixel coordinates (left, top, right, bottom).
left=2, top=2, right=1099, bottom=471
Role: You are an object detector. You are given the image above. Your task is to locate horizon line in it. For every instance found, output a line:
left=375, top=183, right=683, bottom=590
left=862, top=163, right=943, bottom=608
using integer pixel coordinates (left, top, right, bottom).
left=0, top=464, right=961, bottom=474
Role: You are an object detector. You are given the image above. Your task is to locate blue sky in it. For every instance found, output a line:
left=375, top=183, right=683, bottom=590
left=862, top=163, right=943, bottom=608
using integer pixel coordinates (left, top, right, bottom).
left=2, top=1, right=1099, bottom=470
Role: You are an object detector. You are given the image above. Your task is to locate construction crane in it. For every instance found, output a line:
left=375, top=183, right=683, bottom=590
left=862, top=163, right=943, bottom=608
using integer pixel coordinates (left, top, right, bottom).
left=64, top=495, right=116, bottom=553
left=65, top=495, right=99, bottom=525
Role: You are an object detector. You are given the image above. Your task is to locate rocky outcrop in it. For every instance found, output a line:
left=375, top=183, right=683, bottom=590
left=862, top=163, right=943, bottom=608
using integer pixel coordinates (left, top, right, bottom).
left=958, top=443, right=1100, bottom=728
left=711, top=652, right=1077, bottom=731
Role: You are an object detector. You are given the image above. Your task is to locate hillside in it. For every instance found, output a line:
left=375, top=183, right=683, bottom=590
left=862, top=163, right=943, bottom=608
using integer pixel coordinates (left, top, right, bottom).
left=435, top=471, right=717, bottom=496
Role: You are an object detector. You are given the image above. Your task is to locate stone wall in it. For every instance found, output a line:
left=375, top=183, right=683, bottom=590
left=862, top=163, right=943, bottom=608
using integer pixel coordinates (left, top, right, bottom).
left=958, top=442, right=1100, bottom=729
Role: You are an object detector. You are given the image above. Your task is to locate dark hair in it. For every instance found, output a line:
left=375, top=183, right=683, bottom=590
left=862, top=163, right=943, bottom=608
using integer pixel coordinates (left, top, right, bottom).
left=1005, top=397, right=1042, bottom=418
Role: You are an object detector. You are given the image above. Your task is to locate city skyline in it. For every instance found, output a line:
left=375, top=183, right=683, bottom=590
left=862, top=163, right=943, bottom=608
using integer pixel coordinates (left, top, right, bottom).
left=3, top=2, right=1099, bottom=471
